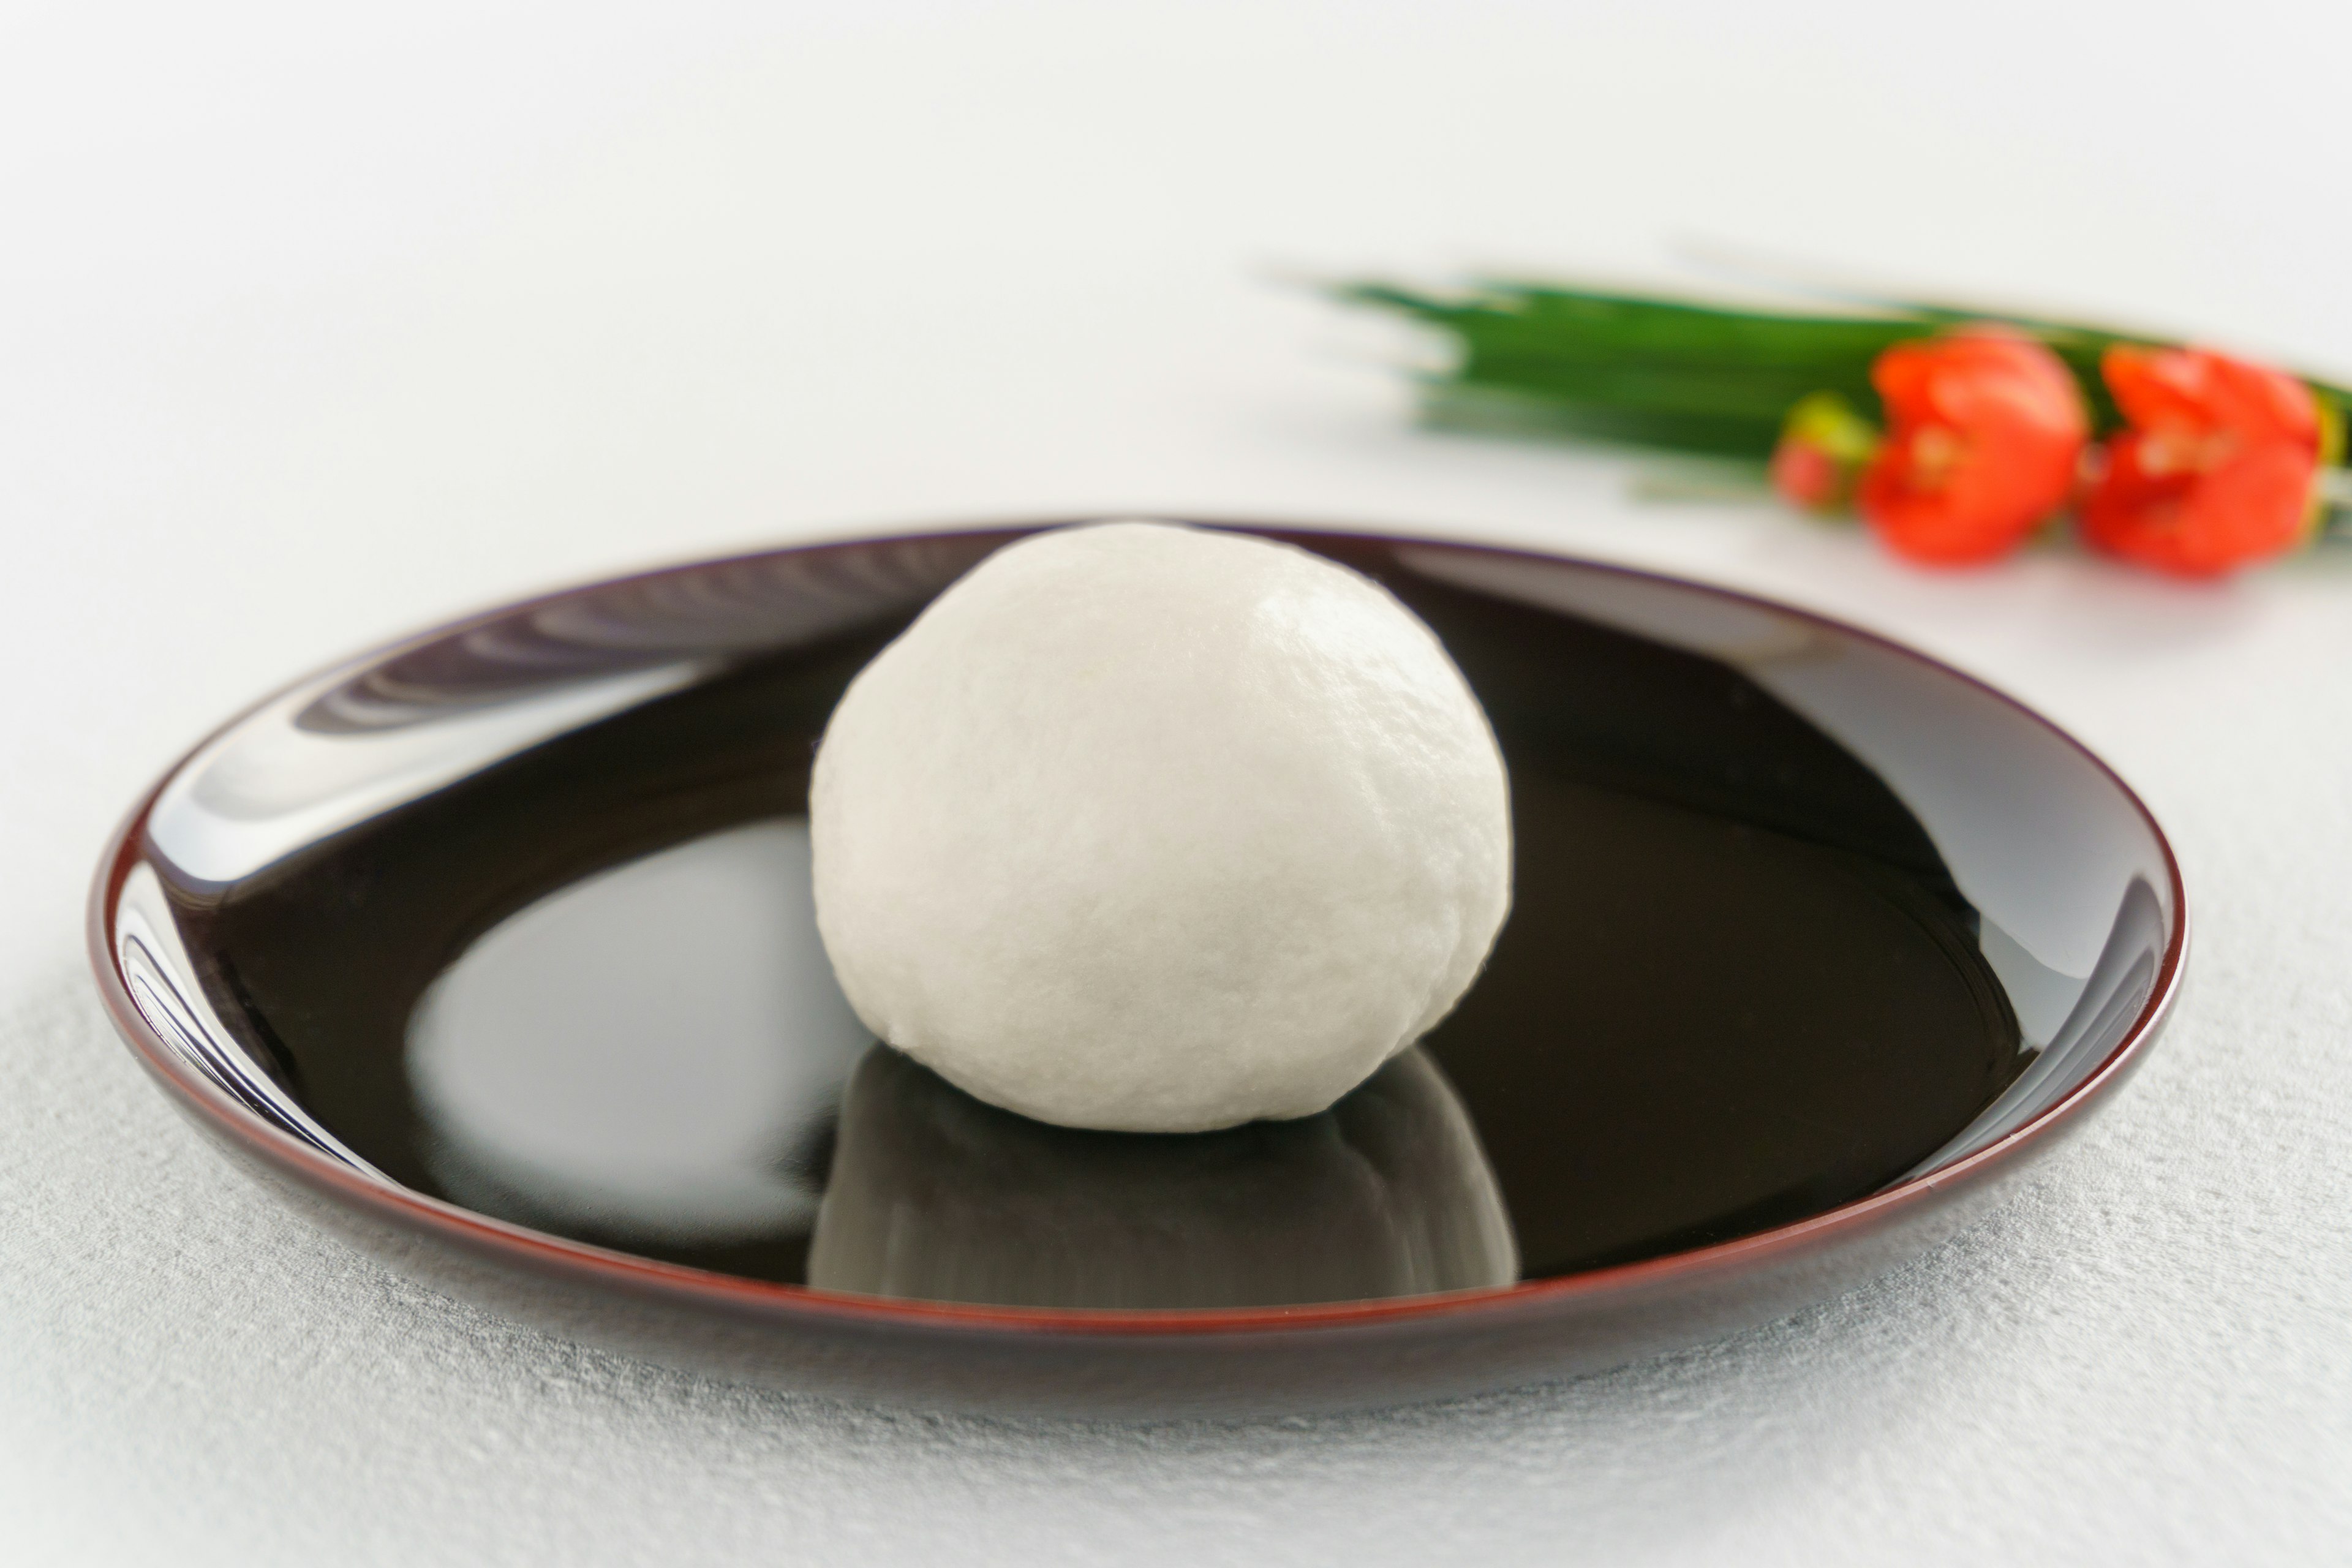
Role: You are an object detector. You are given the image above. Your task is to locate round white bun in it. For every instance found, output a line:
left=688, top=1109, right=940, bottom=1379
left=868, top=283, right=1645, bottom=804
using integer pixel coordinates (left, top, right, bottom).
left=809, top=521, right=1512, bottom=1133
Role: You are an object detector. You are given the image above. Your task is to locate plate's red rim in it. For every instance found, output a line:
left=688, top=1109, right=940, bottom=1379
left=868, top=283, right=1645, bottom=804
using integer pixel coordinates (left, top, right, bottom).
left=86, top=521, right=2189, bottom=1341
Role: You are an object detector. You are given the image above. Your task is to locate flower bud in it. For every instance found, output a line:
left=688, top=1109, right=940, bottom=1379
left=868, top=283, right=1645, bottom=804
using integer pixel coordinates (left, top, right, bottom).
left=1770, top=391, right=1881, bottom=511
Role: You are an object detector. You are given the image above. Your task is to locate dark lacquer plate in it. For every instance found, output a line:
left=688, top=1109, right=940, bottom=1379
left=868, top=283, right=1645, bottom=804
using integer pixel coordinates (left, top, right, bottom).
left=90, top=522, right=2184, bottom=1415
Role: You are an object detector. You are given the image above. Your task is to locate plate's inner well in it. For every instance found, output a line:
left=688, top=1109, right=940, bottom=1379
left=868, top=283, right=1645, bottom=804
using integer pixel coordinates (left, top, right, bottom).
left=140, top=532, right=2172, bottom=1311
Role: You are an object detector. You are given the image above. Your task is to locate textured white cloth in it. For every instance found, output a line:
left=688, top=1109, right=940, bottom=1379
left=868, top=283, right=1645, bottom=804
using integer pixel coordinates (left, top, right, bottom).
left=4, top=2, right=2351, bottom=1562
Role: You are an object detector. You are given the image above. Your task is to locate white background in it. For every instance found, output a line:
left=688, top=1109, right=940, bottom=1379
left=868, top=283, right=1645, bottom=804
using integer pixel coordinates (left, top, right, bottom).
left=3, top=2, right=2349, bottom=1562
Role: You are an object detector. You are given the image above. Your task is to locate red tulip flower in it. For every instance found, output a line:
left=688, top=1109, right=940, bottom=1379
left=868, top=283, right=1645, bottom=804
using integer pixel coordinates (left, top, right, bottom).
left=2079, top=346, right=2324, bottom=576
left=1856, top=330, right=2089, bottom=564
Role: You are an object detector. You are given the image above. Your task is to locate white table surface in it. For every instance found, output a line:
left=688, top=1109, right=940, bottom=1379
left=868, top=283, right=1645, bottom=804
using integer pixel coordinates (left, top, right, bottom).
left=4, top=2, right=2349, bottom=1561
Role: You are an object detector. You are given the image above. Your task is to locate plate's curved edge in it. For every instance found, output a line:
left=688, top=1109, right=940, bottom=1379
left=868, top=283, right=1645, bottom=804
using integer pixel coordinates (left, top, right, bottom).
left=85, top=522, right=2190, bottom=1344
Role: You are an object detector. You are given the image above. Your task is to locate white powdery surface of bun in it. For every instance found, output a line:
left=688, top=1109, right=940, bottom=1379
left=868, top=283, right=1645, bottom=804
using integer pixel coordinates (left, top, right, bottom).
left=809, top=521, right=1512, bottom=1133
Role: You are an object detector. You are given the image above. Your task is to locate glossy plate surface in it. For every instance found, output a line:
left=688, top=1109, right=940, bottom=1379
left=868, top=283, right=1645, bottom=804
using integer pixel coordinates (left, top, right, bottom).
left=90, top=524, right=2183, bottom=1414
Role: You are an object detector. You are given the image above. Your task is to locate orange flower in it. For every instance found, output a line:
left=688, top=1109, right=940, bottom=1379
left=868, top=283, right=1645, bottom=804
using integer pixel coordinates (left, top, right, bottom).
left=1857, top=330, right=2088, bottom=564
left=2079, top=346, right=2325, bottom=576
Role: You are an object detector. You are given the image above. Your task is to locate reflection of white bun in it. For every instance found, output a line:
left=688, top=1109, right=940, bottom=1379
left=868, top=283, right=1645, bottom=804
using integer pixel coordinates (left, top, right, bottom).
left=809, top=521, right=1513, bottom=1133
left=807, top=1045, right=1520, bottom=1308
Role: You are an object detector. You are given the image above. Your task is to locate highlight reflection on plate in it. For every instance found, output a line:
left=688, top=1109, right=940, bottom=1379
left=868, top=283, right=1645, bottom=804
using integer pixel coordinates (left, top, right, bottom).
left=92, top=523, right=2183, bottom=1412
left=409, top=821, right=859, bottom=1245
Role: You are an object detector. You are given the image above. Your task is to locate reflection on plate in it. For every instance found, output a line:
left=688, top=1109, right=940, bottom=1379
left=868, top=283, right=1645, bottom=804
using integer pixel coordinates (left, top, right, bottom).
left=810, top=1043, right=1518, bottom=1310
left=92, top=524, right=2182, bottom=1412
left=410, top=821, right=858, bottom=1245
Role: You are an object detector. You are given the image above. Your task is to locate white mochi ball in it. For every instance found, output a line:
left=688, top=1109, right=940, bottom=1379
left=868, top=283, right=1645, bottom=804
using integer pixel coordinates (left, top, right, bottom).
left=809, top=521, right=1512, bottom=1133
